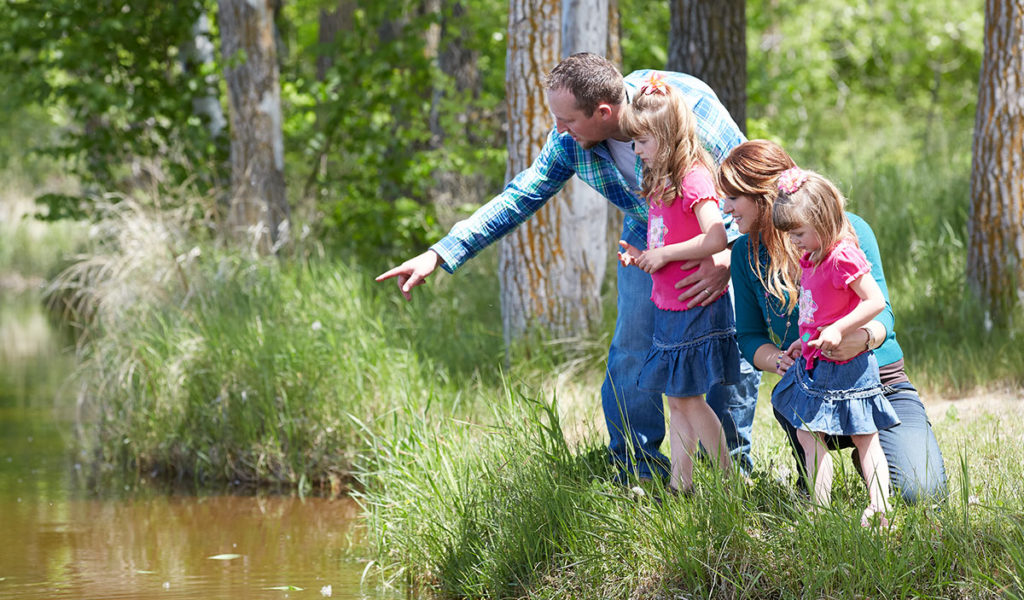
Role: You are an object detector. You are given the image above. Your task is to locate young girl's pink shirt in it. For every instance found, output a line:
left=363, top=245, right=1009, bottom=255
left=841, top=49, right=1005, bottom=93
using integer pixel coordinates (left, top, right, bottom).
left=797, top=239, right=872, bottom=368
left=647, top=165, right=719, bottom=311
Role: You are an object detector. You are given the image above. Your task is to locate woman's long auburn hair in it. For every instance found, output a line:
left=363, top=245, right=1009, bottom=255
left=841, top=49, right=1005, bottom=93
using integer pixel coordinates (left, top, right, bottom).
left=716, top=140, right=803, bottom=313
left=619, top=85, right=714, bottom=207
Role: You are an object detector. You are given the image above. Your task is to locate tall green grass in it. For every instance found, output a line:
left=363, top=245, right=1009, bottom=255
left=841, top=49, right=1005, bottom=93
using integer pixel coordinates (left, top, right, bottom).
left=61, top=197, right=509, bottom=487
left=360, top=385, right=1024, bottom=599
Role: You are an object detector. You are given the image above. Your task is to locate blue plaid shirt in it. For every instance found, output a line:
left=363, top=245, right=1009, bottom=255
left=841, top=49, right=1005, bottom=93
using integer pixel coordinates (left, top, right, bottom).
left=432, top=69, right=746, bottom=273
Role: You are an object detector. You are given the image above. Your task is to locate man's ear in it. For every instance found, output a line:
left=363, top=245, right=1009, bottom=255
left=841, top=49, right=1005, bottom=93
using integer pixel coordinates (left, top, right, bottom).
left=596, top=103, right=614, bottom=119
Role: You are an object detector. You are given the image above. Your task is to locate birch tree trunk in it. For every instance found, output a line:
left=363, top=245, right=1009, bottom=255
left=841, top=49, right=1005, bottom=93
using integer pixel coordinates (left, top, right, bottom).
left=498, top=0, right=609, bottom=343
left=969, top=0, right=1024, bottom=319
left=667, top=0, right=747, bottom=133
left=218, top=0, right=289, bottom=252
left=182, top=11, right=227, bottom=139
left=605, top=0, right=625, bottom=267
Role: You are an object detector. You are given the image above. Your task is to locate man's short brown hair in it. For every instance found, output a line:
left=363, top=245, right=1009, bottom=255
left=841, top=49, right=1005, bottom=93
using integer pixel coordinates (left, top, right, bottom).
left=544, top=52, right=626, bottom=117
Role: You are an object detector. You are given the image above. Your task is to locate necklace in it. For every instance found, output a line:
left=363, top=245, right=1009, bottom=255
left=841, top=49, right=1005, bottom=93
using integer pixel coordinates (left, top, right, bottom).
left=757, top=245, right=796, bottom=348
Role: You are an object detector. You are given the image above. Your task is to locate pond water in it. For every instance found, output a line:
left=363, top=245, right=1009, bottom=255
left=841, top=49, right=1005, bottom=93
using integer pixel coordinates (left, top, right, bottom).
left=0, top=293, right=397, bottom=600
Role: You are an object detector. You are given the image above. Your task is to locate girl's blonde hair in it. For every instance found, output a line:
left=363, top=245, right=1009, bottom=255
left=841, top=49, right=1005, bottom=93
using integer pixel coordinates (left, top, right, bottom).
left=772, top=170, right=857, bottom=265
left=716, top=140, right=802, bottom=312
left=619, top=82, right=714, bottom=207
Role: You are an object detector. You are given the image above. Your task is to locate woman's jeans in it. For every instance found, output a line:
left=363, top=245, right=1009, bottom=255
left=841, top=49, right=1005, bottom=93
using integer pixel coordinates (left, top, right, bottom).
left=773, top=381, right=948, bottom=504
left=603, top=259, right=760, bottom=480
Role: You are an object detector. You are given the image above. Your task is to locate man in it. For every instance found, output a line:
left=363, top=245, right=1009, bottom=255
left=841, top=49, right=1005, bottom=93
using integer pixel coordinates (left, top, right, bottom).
left=377, top=52, right=760, bottom=480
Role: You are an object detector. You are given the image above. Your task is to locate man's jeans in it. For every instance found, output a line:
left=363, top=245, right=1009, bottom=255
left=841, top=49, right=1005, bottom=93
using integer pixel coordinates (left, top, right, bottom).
left=602, top=259, right=761, bottom=480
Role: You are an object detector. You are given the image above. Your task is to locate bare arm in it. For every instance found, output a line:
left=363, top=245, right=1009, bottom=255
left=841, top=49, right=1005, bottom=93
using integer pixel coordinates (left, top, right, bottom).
left=754, top=341, right=801, bottom=376
left=637, top=201, right=728, bottom=273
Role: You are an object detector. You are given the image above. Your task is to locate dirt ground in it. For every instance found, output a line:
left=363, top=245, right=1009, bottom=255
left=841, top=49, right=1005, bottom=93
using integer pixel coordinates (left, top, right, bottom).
left=925, top=387, right=1024, bottom=421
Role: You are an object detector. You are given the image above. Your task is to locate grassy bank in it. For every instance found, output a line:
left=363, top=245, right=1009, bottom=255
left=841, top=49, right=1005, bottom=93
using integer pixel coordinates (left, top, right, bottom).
left=63, top=198, right=508, bottom=488
left=360, top=386, right=1024, bottom=599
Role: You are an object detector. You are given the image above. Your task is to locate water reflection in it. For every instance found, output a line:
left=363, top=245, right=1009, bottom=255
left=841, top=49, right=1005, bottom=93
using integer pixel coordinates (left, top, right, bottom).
left=0, top=293, right=395, bottom=600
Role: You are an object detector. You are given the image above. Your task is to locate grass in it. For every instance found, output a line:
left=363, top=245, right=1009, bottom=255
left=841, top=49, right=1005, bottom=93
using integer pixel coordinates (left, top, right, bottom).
left=53, top=195, right=508, bottom=488
left=359, top=382, right=1024, bottom=599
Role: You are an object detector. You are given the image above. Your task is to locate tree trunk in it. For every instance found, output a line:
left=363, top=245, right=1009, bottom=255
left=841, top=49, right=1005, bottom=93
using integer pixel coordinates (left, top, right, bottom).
left=218, top=0, right=289, bottom=252
left=499, top=0, right=609, bottom=343
left=969, top=0, right=1024, bottom=320
left=182, top=11, right=227, bottom=139
left=605, top=0, right=625, bottom=273
left=667, top=0, right=747, bottom=134
left=561, top=0, right=611, bottom=339
left=316, top=1, right=355, bottom=80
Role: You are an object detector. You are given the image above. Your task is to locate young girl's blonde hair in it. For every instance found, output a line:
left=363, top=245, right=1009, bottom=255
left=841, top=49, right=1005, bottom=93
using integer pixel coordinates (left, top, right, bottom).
left=619, top=79, right=714, bottom=207
left=772, top=169, right=857, bottom=265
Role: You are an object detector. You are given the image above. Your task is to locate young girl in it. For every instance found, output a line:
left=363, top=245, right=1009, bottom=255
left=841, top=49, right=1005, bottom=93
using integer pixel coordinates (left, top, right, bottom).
left=769, top=167, right=901, bottom=525
left=617, top=72, right=740, bottom=493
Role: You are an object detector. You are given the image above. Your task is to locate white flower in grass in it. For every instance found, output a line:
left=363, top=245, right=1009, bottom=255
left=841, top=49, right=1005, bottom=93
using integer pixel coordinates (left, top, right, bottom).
left=320, top=584, right=332, bottom=597
left=311, top=320, right=323, bottom=331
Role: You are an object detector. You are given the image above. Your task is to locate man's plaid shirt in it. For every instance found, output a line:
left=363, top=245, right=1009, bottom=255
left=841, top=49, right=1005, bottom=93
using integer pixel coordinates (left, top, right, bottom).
left=431, top=69, right=746, bottom=273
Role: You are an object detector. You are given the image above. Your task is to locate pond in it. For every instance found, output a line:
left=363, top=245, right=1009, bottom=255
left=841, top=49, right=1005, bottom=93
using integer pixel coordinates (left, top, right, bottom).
left=0, top=292, right=397, bottom=600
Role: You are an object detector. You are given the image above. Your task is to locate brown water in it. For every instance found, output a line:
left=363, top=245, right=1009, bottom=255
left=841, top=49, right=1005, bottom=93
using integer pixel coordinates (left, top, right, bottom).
left=0, top=294, right=397, bottom=600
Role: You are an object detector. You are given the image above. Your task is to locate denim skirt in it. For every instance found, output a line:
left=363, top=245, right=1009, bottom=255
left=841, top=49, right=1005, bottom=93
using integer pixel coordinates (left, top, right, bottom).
left=637, top=293, right=741, bottom=397
left=771, top=351, right=901, bottom=435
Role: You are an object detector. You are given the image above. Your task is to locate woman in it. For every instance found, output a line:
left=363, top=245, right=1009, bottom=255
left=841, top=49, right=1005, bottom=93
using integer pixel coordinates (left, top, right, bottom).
left=717, top=140, right=947, bottom=504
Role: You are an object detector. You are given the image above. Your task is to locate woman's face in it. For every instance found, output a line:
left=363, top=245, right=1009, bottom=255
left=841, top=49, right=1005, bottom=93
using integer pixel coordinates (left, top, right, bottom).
left=722, top=194, right=760, bottom=235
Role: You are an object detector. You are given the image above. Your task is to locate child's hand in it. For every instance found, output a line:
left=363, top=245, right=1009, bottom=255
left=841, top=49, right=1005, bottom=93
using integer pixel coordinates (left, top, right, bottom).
left=786, top=340, right=803, bottom=356
left=808, top=325, right=842, bottom=355
left=617, top=240, right=642, bottom=268
left=637, top=247, right=668, bottom=273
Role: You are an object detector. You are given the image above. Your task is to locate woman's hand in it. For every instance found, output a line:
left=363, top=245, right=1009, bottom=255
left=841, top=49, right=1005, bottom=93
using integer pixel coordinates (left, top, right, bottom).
left=776, top=340, right=802, bottom=375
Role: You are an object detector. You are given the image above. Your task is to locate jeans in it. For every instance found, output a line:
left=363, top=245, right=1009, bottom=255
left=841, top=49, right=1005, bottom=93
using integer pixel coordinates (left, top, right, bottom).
left=603, top=258, right=761, bottom=480
left=774, top=381, right=948, bottom=504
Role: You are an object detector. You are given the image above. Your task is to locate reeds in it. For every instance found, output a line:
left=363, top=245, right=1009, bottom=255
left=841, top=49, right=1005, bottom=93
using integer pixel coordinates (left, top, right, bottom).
left=360, top=385, right=1024, bottom=599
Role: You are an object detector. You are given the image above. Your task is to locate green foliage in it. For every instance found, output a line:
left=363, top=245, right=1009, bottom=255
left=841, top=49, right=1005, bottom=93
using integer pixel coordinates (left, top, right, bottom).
left=0, top=0, right=228, bottom=211
left=279, top=0, right=507, bottom=262
left=746, top=0, right=984, bottom=166
left=61, top=194, right=505, bottom=484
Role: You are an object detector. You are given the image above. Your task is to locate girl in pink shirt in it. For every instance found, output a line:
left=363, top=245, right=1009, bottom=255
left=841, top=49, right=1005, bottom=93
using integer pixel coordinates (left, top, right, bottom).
left=617, top=73, right=740, bottom=494
left=770, top=167, right=900, bottom=527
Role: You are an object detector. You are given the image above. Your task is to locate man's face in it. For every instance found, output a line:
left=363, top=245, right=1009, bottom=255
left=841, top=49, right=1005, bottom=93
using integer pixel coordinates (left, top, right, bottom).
left=546, top=87, right=613, bottom=149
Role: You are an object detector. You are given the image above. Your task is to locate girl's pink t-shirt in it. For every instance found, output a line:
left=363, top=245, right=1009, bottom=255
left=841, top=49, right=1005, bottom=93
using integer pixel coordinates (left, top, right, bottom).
left=647, top=165, right=719, bottom=311
left=797, top=239, right=872, bottom=367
